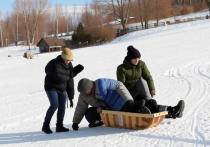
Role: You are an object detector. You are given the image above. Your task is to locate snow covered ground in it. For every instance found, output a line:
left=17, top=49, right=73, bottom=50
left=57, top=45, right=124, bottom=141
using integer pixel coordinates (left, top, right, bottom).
left=0, top=18, right=210, bottom=147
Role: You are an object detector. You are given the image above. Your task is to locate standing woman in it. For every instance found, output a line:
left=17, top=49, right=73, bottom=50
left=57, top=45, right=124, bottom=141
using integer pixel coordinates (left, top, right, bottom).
left=42, top=47, right=84, bottom=134
left=117, top=45, right=155, bottom=102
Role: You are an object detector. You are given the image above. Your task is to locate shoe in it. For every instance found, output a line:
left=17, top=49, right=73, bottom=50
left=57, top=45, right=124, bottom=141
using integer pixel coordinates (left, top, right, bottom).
left=42, top=123, right=53, bottom=134
left=56, top=124, right=69, bottom=132
left=173, top=100, right=185, bottom=118
left=167, top=100, right=185, bottom=119
left=138, top=106, right=151, bottom=114
left=88, top=121, right=104, bottom=128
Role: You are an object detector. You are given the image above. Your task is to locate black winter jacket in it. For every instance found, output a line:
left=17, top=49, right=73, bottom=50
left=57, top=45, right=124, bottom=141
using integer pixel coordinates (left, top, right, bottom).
left=44, top=55, right=82, bottom=100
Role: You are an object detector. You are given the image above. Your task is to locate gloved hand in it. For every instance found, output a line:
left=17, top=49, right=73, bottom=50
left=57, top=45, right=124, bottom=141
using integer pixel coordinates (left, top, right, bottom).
left=69, top=99, right=73, bottom=108
left=72, top=123, right=79, bottom=131
left=150, top=90, right=156, bottom=97
left=135, top=99, right=146, bottom=107
left=73, top=64, right=84, bottom=75
left=96, top=107, right=102, bottom=113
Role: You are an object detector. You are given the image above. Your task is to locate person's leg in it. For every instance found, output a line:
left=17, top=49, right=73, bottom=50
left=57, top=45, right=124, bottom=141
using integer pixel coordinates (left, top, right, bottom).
left=56, top=91, right=69, bottom=132
left=42, top=90, right=59, bottom=134
left=145, top=99, right=159, bottom=113
left=145, top=99, right=185, bottom=118
left=121, top=100, right=151, bottom=114
left=130, top=78, right=152, bottom=102
left=116, top=82, right=150, bottom=114
left=85, top=107, right=103, bottom=128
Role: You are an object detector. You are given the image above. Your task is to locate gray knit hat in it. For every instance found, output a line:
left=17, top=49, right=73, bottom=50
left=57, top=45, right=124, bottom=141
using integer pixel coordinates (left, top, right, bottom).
left=77, top=78, right=94, bottom=93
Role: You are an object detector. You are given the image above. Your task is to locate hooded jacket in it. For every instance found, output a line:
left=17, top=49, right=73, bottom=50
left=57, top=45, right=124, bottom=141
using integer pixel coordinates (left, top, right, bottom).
left=117, top=59, right=155, bottom=92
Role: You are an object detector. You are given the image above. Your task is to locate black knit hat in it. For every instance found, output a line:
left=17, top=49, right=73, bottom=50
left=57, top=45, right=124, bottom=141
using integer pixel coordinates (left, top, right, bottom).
left=126, top=45, right=141, bottom=60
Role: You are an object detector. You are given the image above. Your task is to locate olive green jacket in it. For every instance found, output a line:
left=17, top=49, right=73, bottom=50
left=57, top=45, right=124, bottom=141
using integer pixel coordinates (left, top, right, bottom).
left=117, top=60, right=155, bottom=92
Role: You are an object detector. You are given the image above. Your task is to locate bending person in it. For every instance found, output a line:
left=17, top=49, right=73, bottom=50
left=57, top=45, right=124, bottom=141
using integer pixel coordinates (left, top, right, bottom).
left=72, top=78, right=185, bottom=131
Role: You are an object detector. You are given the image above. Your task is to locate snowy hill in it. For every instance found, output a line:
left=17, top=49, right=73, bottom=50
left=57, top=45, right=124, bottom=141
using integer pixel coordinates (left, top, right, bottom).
left=0, top=18, right=210, bottom=147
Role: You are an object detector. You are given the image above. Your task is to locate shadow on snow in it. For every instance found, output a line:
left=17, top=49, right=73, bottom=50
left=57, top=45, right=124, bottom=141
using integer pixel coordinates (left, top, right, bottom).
left=0, top=126, right=210, bottom=146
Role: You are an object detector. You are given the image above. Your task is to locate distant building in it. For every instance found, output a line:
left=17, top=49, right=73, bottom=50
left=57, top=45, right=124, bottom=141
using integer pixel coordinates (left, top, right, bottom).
left=36, top=38, right=66, bottom=53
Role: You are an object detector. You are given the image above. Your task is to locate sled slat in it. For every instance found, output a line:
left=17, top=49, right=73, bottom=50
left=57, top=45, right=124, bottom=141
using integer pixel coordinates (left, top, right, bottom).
left=125, top=115, right=130, bottom=128
left=100, top=110, right=168, bottom=130
left=108, top=114, right=115, bottom=127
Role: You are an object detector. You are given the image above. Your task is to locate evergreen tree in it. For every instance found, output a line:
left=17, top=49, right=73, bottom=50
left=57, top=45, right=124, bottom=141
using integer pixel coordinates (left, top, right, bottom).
left=72, top=22, right=92, bottom=44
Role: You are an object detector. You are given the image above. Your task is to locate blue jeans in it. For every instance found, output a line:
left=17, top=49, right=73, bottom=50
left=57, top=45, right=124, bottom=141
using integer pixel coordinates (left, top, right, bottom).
left=44, top=90, right=67, bottom=125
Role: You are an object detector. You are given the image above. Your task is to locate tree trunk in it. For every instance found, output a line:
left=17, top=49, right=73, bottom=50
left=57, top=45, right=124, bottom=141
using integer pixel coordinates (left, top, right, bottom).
left=121, top=20, right=127, bottom=34
left=0, top=26, right=3, bottom=47
left=156, top=19, right=159, bottom=26
left=16, top=13, right=19, bottom=46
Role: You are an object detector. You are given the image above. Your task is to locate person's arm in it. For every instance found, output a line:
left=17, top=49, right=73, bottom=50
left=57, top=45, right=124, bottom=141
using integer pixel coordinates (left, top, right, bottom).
left=45, top=60, right=54, bottom=75
left=72, top=94, right=101, bottom=131
left=73, top=64, right=84, bottom=77
left=141, top=61, right=155, bottom=96
left=72, top=94, right=89, bottom=129
left=116, top=66, right=126, bottom=84
left=67, top=78, right=75, bottom=107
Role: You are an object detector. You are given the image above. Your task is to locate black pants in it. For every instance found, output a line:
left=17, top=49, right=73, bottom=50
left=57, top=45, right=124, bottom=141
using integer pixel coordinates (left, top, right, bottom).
left=145, top=99, right=168, bottom=113
left=122, top=99, right=168, bottom=113
left=121, top=100, right=145, bottom=113
left=85, top=107, right=101, bottom=124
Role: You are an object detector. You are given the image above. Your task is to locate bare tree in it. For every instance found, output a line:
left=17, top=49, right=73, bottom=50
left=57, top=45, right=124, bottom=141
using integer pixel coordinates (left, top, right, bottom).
left=0, top=11, right=3, bottom=47
left=80, top=1, right=116, bottom=42
left=55, top=4, right=62, bottom=37
left=14, top=0, right=49, bottom=49
left=206, top=0, right=210, bottom=14
left=133, top=0, right=153, bottom=29
left=14, top=3, right=19, bottom=45
left=48, top=4, right=73, bottom=37
left=97, top=0, right=131, bottom=33
left=153, top=0, right=172, bottom=25
left=64, top=6, right=73, bottom=33
left=3, top=18, right=12, bottom=46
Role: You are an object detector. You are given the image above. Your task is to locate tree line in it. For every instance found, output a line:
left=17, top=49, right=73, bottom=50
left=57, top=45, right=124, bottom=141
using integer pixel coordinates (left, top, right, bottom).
left=0, top=0, right=209, bottom=47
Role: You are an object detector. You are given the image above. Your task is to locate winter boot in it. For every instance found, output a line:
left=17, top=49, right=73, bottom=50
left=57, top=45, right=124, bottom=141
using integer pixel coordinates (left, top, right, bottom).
left=88, top=120, right=104, bottom=128
left=42, top=122, right=53, bottom=134
left=56, top=123, right=69, bottom=133
left=167, top=100, right=185, bottom=119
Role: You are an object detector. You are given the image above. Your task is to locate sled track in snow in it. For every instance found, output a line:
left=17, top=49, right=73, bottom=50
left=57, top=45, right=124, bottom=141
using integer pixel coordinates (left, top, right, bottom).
left=163, top=60, right=210, bottom=147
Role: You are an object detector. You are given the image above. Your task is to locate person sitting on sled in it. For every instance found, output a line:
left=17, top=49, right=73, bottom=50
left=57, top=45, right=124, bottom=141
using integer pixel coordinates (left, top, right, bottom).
left=72, top=78, right=185, bottom=131
left=117, top=45, right=155, bottom=101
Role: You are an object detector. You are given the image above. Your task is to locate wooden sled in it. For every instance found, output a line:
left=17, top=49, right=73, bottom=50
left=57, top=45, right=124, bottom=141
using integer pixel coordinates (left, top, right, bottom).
left=100, top=110, right=168, bottom=130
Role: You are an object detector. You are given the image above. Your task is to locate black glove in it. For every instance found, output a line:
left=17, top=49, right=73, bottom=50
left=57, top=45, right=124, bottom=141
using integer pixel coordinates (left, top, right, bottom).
left=135, top=99, right=146, bottom=107
left=69, top=99, right=73, bottom=107
left=72, top=123, right=79, bottom=131
left=73, top=64, right=84, bottom=76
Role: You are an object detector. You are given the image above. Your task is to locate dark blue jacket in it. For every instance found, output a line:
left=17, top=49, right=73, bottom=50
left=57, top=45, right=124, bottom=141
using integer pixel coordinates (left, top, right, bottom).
left=95, top=78, right=128, bottom=111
